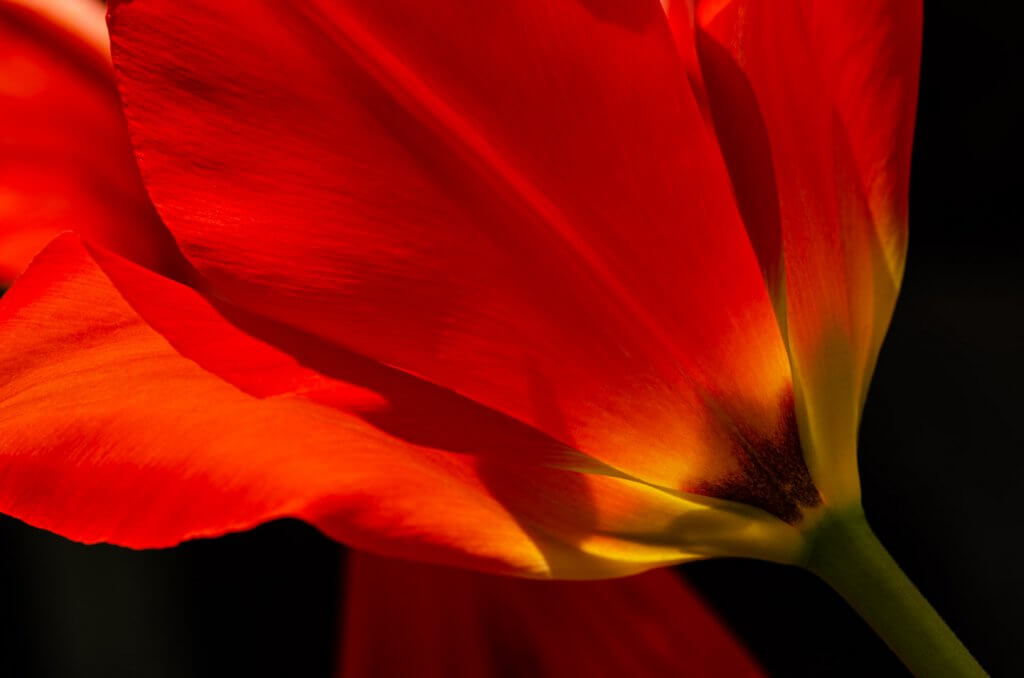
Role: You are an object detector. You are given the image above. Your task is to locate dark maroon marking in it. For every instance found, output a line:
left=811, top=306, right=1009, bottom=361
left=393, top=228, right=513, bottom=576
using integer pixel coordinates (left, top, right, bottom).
left=689, top=389, right=821, bottom=524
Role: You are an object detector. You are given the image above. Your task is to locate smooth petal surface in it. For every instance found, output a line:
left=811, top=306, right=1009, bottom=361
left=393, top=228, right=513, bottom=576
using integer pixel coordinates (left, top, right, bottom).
left=341, top=552, right=764, bottom=677
left=695, top=0, right=922, bottom=505
left=108, top=0, right=820, bottom=521
left=0, top=234, right=803, bottom=577
left=0, top=0, right=178, bottom=283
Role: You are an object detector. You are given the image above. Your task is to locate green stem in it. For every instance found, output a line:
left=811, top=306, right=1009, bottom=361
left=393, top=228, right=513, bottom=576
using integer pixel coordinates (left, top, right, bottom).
left=802, top=508, right=986, bottom=677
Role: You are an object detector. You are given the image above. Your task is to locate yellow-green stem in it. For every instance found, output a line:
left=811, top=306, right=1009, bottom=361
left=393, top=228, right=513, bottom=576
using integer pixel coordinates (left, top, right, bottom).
left=801, top=508, right=986, bottom=677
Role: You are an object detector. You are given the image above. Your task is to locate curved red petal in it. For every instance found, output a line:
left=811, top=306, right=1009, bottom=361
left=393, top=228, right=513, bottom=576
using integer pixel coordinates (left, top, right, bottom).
left=807, top=1, right=921, bottom=262
left=108, top=0, right=811, bottom=517
left=695, top=0, right=922, bottom=503
left=1, top=234, right=802, bottom=576
left=0, top=0, right=179, bottom=283
left=341, top=551, right=764, bottom=677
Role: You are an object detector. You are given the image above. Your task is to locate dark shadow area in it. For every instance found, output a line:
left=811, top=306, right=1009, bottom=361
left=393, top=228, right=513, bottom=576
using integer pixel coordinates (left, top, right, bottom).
left=0, top=518, right=341, bottom=678
left=578, top=0, right=663, bottom=32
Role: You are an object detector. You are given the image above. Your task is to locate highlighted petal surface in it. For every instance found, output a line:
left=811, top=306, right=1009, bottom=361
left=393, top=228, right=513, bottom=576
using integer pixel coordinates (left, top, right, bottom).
left=108, top=0, right=818, bottom=520
left=0, top=235, right=802, bottom=577
left=341, top=552, right=764, bottom=677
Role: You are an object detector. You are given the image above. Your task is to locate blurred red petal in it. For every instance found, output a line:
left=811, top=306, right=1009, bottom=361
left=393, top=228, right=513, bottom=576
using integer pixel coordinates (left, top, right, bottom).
left=341, top=552, right=764, bottom=677
left=0, top=0, right=179, bottom=283
left=695, top=0, right=922, bottom=503
left=107, top=0, right=815, bottom=519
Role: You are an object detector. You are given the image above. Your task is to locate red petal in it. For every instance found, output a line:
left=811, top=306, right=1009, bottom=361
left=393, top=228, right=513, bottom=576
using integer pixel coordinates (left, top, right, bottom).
left=0, top=234, right=801, bottom=575
left=661, top=0, right=712, bottom=121
left=108, top=0, right=808, bottom=515
left=341, top=551, right=764, bottom=677
left=695, top=0, right=922, bottom=503
left=806, top=1, right=922, bottom=274
left=0, top=0, right=179, bottom=283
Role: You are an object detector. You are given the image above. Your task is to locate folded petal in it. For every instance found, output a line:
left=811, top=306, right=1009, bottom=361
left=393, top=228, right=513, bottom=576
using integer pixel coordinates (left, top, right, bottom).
left=108, top=0, right=819, bottom=521
left=0, top=234, right=803, bottom=576
left=661, top=0, right=711, bottom=120
left=341, top=552, right=764, bottom=677
left=694, top=0, right=922, bottom=505
left=0, top=0, right=179, bottom=283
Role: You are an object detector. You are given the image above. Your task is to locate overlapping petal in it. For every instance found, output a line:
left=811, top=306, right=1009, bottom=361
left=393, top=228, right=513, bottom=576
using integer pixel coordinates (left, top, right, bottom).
left=0, top=0, right=178, bottom=283
left=341, top=552, right=764, bottom=677
left=0, top=234, right=803, bottom=576
left=105, top=0, right=822, bottom=521
left=693, top=0, right=922, bottom=504
left=0, top=0, right=922, bottom=584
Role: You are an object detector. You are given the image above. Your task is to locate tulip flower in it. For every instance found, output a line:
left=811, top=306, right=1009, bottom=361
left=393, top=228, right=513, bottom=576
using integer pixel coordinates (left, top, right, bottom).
left=0, top=0, right=985, bottom=675
left=0, top=0, right=766, bottom=675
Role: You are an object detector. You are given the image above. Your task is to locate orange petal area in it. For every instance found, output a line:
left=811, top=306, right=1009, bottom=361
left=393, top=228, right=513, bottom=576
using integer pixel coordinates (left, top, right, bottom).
left=0, top=234, right=804, bottom=576
left=0, top=0, right=181, bottom=284
left=695, top=0, right=922, bottom=505
left=107, top=0, right=817, bottom=522
left=341, top=551, right=765, bottom=677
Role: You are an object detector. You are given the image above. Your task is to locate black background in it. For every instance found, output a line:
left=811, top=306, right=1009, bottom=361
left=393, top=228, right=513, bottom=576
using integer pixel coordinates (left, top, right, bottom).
left=1, top=1, right=1021, bottom=675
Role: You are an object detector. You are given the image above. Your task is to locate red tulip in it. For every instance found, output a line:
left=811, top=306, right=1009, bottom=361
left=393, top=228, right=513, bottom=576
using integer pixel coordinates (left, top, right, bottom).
left=0, top=1, right=765, bottom=675
left=0, top=0, right=985, bottom=675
